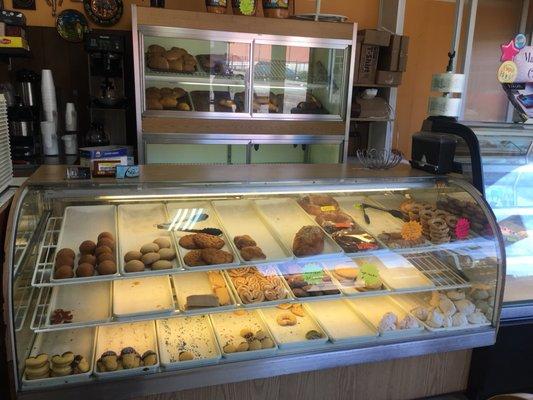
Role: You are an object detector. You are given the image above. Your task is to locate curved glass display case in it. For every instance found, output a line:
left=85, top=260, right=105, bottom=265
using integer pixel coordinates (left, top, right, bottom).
left=4, top=164, right=504, bottom=398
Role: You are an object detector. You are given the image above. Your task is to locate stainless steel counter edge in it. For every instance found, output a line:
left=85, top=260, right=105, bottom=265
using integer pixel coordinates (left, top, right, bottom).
left=19, top=329, right=495, bottom=400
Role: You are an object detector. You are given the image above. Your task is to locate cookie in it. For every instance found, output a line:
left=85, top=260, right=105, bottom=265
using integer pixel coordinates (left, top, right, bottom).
left=179, top=234, right=198, bottom=249
left=183, top=250, right=204, bottom=267
left=234, top=235, right=257, bottom=250
left=201, top=248, right=234, bottom=265
left=240, top=246, right=266, bottom=261
left=193, top=233, right=225, bottom=250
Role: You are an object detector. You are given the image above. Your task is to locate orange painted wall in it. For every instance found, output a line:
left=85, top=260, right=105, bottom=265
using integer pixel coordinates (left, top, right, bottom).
left=395, top=0, right=456, bottom=156
left=294, top=0, right=379, bottom=29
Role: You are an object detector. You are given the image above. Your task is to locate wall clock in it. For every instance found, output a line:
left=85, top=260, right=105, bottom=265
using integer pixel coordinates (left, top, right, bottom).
left=83, top=0, right=123, bottom=26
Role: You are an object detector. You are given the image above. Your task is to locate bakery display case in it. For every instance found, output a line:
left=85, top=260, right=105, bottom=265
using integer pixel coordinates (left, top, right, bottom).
left=4, top=164, right=505, bottom=399
left=132, top=6, right=356, bottom=163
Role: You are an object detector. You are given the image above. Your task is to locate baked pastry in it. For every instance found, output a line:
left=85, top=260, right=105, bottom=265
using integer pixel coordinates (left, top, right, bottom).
left=179, top=234, right=198, bottom=249
left=54, top=265, right=74, bottom=279
left=378, top=312, right=397, bottom=333
left=152, top=260, right=172, bottom=270
left=146, top=97, right=163, bottom=110
left=97, top=260, right=117, bottom=275
left=124, top=251, right=142, bottom=262
left=438, top=295, right=457, bottom=317
left=147, top=44, right=166, bottom=55
left=159, top=248, right=176, bottom=261
left=315, top=211, right=354, bottom=233
left=451, top=312, right=468, bottom=327
left=141, top=243, right=159, bottom=254
left=426, top=309, right=445, bottom=328
left=147, top=55, right=169, bottom=71
left=79, top=240, right=96, bottom=255
left=401, top=221, right=423, bottom=241
left=25, top=354, right=50, bottom=380
left=177, top=102, right=191, bottom=111
left=331, top=229, right=380, bottom=253
left=160, top=96, right=178, bottom=109
left=228, top=266, right=287, bottom=304
left=168, top=58, right=184, bottom=72
left=234, top=235, right=257, bottom=250
left=398, top=315, right=419, bottom=330
left=240, top=246, right=266, bottom=261
left=292, top=225, right=325, bottom=256
left=186, top=294, right=220, bottom=309
left=454, top=299, right=475, bottom=315
left=165, top=48, right=187, bottom=61
left=125, top=260, right=145, bottom=272
left=184, top=250, right=204, bottom=267
left=411, top=306, right=430, bottom=321
left=201, top=248, right=234, bottom=265
left=446, top=289, right=466, bottom=301
left=78, top=254, right=96, bottom=266
left=276, top=312, right=297, bottom=326
left=193, top=233, right=225, bottom=250
left=467, top=311, right=489, bottom=324
left=298, top=195, right=339, bottom=216
left=76, top=263, right=94, bottom=277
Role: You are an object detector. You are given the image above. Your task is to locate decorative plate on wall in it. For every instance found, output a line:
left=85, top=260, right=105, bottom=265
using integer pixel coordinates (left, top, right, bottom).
left=56, top=9, right=90, bottom=42
left=83, top=0, right=123, bottom=26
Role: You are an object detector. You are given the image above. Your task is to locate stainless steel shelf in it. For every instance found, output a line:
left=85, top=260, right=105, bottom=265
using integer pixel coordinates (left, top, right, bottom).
left=404, top=253, right=470, bottom=289
left=13, top=265, right=35, bottom=332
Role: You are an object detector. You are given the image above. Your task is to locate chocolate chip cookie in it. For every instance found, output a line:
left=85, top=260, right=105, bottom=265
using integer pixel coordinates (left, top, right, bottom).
left=240, top=246, right=266, bottom=261
left=201, top=248, right=234, bottom=265
left=234, top=235, right=257, bottom=250
left=179, top=234, right=198, bottom=249
left=183, top=250, right=204, bottom=267
left=193, top=233, right=225, bottom=250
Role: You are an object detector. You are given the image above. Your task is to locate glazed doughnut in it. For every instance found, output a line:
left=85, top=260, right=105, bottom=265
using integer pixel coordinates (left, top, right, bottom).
left=428, top=217, right=450, bottom=244
left=276, top=312, right=297, bottom=326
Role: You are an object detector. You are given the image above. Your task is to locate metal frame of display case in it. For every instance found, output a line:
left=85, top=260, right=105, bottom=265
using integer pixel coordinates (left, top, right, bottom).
left=3, top=164, right=506, bottom=399
left=132, top=5, right=357, bottom=163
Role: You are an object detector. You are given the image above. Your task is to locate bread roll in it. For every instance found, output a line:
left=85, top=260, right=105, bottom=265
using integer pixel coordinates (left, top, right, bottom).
left=147, top=44, right=166, bottom=55
left=147, top=55, right=169, bottom=71
left=172, top=87, right=187, bottom=99
left=177, top=102, right=190, bottom=111
left=160, top=87, right=174, bottom=97
left=165, top=48, right=186, bottom=61
left=147, top=97, right=163, bottom=110
left=168, top=59, right=183, bottom=72
left=145, top=87, right=161, bottom=99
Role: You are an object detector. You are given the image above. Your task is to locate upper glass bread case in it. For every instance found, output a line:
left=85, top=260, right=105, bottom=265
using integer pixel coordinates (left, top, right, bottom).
left=138, top=29, right=351, bottom=120
left=5, top=164, right=504, bottom=397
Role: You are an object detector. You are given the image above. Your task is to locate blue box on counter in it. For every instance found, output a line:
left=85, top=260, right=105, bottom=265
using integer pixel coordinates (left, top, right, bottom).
left=116, top=165, right=140, bottom=179
left=79, top=146, right=128, bottom=159
left=79, top=146, right=130, bottom=177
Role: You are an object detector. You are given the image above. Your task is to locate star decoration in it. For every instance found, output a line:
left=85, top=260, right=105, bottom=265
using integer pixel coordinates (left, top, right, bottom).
left=501, top=40, right=520, bottom=62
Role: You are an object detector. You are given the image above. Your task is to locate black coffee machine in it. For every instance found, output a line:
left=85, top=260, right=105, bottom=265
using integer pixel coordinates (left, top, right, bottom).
left=8, top=69, right=40, bottom=164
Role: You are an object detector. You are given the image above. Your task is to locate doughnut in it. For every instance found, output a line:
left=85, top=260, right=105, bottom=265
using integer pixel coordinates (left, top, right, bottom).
left=276, top=312, right=297, bottom=326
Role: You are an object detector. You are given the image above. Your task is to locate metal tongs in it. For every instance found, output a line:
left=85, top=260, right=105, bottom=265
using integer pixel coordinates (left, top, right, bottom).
left=155, top=209, right=223, bottom=236
left=359, top=203, right=404, bottom=225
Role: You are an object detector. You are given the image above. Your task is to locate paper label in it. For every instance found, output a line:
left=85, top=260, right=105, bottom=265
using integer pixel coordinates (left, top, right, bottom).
left=360, top=263, right=380, bottom=286
left=302, top=262, right=324, bottom=285
left=320, top=205, right=336, bottom=212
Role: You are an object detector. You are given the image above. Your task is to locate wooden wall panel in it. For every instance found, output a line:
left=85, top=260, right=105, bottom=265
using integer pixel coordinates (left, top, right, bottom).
left=131, top=350, right=472, bottom=400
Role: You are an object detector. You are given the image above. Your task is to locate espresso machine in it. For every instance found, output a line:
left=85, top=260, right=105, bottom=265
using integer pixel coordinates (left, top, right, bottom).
left=8, top=69, right=40, bottom=164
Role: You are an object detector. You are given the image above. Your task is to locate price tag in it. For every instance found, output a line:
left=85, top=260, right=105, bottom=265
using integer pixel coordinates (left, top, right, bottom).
left=320, top=205, right=336, bottom=212
left=302, top=262, right=324, bottom=285
left=360, top=263, right=380, bottom=287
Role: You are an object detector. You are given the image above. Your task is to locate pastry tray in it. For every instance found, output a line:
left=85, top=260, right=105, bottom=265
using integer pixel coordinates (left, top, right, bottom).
left=156, top=315, right=222, bottom=370
left=22, top=328, right=96, bottom=387
left=253, top=198, right=344, bottom=260
left=171, top=271, right=238, bottom=314
left=223, top=265, right=294, bottom=309
left=117, top=203, right=181, bottom=276
left=51, top=205, right=119, bottom=284
left=346, top=296, right=424, bottom=338
left=393, top=293, right=491, bottom=332
left=166, top=201, right=239, bottom=270
left=321, top=257, right=392, bottom=297
left=259, top=306, right=328, bottom=349
left=212, top=199, right=293, bottom=265
left=112, top=276, right=176, bottom=319
left=210, top=310, right=278, bottom=361
left=305, top=300, right=377, bottom=345
left=94, top=321, right=159, bottom=379
left=44, top=281, right=112, bottom=329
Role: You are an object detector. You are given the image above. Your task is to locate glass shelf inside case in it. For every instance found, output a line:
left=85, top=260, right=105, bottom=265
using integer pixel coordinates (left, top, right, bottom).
left=143, top=36, right=250, bottom=114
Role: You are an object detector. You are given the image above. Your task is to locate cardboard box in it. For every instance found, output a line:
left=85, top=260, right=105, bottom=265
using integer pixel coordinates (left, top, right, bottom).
left=358, top=29, right=391, bottom=46
left=379, top=34, right=401, bottom=71
left=0, top=36, right=28, bottom=50
left=79, top=146, right=128, bottom=177
left=357, top=44, right=380, bottom=84
left=398, top=36, right=410, bottom=72
left=376, top=70, right=403, bottom=86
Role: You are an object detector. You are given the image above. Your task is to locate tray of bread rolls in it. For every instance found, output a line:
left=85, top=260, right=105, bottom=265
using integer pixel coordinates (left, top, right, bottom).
left=42, top=281, right=112, bottom=331
left=172, top=270, right=238, bottom=314
left=210, top=310, right=278, bottom=361
left=166, top=201, right=239, bottom=271
left=51, top=205, right=120, bottom=284
left=212, top=199, right=293, bottom=265
left=253, top=198, right=343, bottom=260
left=223, top=265, right=293, bottom=308
left=346, top=296, right=424, bottom=338
left=112, top=276, right=176, bottom=320
left=305, top=300, right=378, bottom=345
left=144, top=86, right=193, bottom=112
left=22, top=328, right=95, bottom=387
left=259, top=304, right=328, bottom=349
left=117, top=203, right=181, bottom=277
left=94, top=321, right=159, bottom=378
left=394, top=290, right=491, bottom=332
left=156, top=315, right=222, bottom=370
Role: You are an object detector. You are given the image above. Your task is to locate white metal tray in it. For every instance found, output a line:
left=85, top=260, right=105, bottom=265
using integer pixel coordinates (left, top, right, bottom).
left=259, top=306, right=328, bottom=349
left=166, top=201, right=239, bottom=270
left=210, top=310, right=278, bottom=361
left=305, top=300, right=378, bottom=345
left=212, top=199, right=293, bottom=264
left=51, top=205, right=119, bottom=284
left=373, top=252, right=435, bottom=291
left=94, top=321, right=159, bottom=379
left=171, top=271, right=237, bottom=314
left=117, top=203, right=181, bottom=276
left=254, top=198, right=343, bottom=260
left=44, top=281, right=112, bottom=330
left=112, top=276, right=175, bottom=319
left=22, top=328, right=96, bottom=387
left=156, top=315, right=221, bottom=370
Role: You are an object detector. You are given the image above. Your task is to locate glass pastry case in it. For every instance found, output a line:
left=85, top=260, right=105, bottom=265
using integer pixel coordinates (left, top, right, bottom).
left=4, top=164, right=505, bottom=398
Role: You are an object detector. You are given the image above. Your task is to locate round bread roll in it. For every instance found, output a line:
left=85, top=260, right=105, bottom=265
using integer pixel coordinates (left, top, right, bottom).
left=153, top=237, right=171, bottom=249
left=159, top=248, right=176, bottom=261
left=95, top=246, right=113, bottom=258
left=76, top=263, right=95, bottom=277
left=97, top=253, right=115, bottom=264
left=182, top=63, right=196, bottom=73
left=160, top=87, right=174, bottom=96
left=140, top=243, right=159, bottom=254
left=97, top=237, right=115, bottom=249
left=172, top=88, right=186, bottom=99
left=160, top=96, right=178, bottom=109
left=98, top=232, right=114, bottom=241
left=147, top=97, right=163, bottom=110
left=148, top=44, right=166, bottom=55
left=57, top=248, right=75, bottom=260
left=146, top=87, right=161, bottom=98
left=147, top=55, right=169, bottom=71
left=152, top=260, right=172, bottom=270
left=124, top=250, right=143, bottom=262
left=97, top=260, right=117, bottom=275
left=177, top=102, right=191, bottom=111
left=78, top=254, right=96, bottom=266
left=165, top=48, right=187, bottom=61
left=168, top=59, right=183, bottom=72
left=79, top=240, right=96, bottom=255
left=55, top=254, right=74, bottom=269
left=125, top=260, right=145, bottom=273
left=141, top=252, right=160, bottom=266
left=54, top=265, right=74, bottom=279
